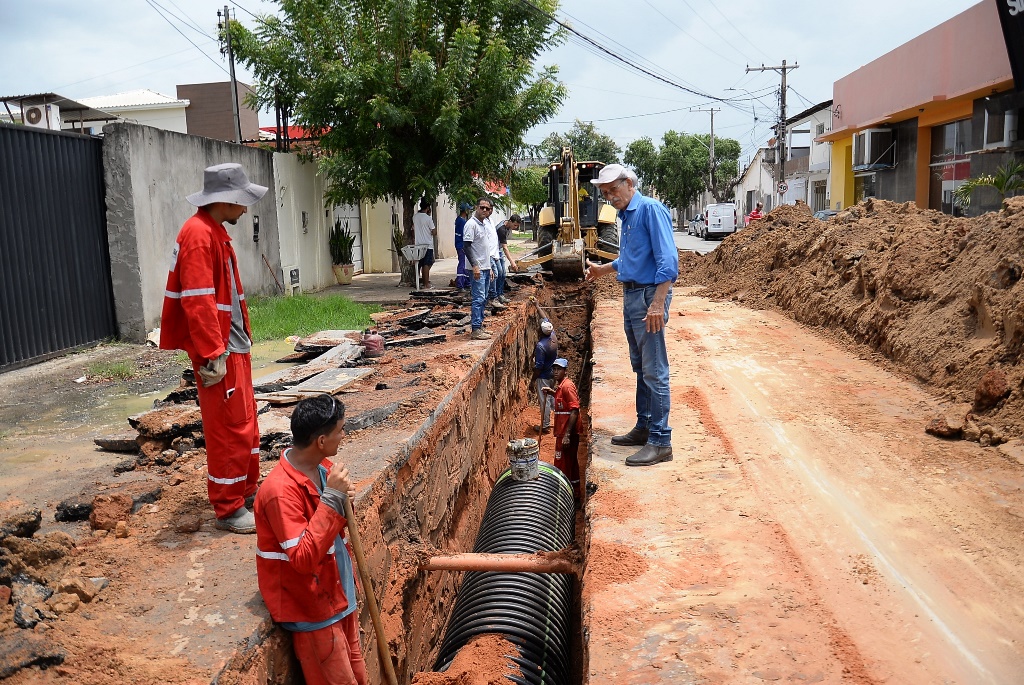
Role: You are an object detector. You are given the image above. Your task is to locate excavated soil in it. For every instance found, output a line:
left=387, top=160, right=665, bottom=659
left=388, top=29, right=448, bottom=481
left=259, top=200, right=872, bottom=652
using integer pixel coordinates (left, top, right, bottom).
left=679, top=197, right=1024, bottom=442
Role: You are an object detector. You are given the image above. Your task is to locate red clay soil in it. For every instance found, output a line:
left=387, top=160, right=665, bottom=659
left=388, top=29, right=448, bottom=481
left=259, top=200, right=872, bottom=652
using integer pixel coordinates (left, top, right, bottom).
left=410, top=634, right=522, bottom=685
left=679, top=197, right=1024, bottom=442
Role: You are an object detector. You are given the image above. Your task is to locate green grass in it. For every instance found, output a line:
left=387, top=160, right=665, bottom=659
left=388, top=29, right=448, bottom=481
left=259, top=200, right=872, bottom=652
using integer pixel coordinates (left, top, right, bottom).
left=173, top=351, right=191, bottom=366
left=247, top=294, right=380, bottom=342
left=510, top=231, right=534, bottom=241
left=88, top=360, right=140, bottom=382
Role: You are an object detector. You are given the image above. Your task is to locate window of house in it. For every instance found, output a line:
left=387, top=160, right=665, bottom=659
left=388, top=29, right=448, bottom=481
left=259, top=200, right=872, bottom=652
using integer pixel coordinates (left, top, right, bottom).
left=928, top=118, right=972, bottom=215
left=854, top=174, right=877, bottom=203
left=984, top=108, right=1018, bottom=149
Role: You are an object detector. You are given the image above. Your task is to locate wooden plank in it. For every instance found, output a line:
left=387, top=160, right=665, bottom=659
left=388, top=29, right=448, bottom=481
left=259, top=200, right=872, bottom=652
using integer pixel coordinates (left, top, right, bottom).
left=295, top=330, right=363, bottom=351
left=254, top=367, right=376, bottom=402
left=253, top=341, right=364, bottom=388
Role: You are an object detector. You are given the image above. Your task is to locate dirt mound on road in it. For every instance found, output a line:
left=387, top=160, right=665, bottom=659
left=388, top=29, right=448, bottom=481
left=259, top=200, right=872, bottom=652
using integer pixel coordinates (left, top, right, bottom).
left=679, top=197, right=1024, bottom=439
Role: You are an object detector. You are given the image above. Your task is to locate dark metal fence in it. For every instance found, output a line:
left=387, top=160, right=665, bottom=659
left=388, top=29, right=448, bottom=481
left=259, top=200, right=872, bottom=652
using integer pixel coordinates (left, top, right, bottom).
left=0, top=123, right=117, bottom=370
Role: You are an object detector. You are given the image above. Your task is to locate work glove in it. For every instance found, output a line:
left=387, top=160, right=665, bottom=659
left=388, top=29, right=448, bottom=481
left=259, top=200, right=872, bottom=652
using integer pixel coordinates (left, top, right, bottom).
left=198, top=352, right=229, bottom=387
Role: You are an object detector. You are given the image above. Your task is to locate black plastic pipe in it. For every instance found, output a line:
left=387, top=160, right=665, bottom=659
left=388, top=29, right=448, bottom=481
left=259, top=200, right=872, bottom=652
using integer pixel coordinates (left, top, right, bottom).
left=433, top=463, right=576, bottom=684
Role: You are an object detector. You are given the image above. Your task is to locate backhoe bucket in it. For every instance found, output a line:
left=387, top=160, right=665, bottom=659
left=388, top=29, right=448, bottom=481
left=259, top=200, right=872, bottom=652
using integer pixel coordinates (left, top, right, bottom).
left=549, top=239, right=586, bottom=280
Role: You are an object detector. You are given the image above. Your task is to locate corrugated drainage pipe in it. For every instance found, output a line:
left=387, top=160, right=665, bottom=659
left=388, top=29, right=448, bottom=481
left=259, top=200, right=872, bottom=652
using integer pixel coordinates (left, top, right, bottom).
left=433, top=462, right=576, bottom=685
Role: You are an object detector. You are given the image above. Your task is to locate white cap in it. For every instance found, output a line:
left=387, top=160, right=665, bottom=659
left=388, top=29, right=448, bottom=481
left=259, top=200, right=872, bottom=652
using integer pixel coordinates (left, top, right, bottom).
left=592, top=163, right=636, bottom=186
left=540, top=320, right=553, bottom=334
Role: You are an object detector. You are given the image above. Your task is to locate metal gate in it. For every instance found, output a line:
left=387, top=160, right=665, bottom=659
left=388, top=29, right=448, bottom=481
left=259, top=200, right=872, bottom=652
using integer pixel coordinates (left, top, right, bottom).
left=0, top=123, right=117, bottom=370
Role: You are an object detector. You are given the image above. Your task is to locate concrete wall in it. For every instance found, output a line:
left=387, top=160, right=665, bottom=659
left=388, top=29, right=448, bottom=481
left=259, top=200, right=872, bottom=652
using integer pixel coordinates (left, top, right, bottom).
left=103, top=122, right=281, bottom=342
left=273, top=153, right=334, bottom=293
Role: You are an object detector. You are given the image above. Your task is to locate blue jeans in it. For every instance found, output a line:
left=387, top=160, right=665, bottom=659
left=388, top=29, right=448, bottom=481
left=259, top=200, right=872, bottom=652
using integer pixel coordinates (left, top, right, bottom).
left=623, top=286, right=673, bottom=446
left=488, top=256, right=506, bottom=299
left=536, top=378, right=554, bottom=429
left=470, top=269, right=491, bottom=329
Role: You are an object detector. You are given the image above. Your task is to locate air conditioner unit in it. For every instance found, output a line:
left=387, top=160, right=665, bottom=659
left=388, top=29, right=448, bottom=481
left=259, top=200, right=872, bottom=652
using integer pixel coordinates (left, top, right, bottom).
left=23, top=104, right=61, bottom=131
left=853, top=128, right=895, bottom=170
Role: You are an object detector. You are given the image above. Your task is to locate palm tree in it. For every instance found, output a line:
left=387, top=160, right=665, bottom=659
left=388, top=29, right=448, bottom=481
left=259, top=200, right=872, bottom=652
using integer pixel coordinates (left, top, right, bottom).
left=953, top=159, right=1024, bottom=209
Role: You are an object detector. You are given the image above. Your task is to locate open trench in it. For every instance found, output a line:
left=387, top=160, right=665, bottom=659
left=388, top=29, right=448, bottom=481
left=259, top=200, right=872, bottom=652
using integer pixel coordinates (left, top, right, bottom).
left=224, top=281, right=596, bottom=685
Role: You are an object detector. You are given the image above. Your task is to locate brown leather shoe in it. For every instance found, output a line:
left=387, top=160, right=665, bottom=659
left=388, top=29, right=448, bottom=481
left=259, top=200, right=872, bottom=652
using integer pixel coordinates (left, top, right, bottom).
left=625, top=444, right=673, bottom=466
left=611, top=427, right=649, bottom=446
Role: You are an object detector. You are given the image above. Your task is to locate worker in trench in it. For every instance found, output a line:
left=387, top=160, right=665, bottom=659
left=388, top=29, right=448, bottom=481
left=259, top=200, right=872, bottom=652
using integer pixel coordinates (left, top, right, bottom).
left=585, top=164, right=678, bottom=466
left=529, top=305, right=558, bottom=434
left=542, top=358, right=581, bottom=500
left=253, top=394, right=367, bottom=685
left=160, top=162, right=267, bottom=533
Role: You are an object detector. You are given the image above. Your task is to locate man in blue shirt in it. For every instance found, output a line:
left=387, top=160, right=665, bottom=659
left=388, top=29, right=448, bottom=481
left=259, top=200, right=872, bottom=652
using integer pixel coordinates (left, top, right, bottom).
left=585, top=164, right=678, bottom=466
left=454, top=203, right=471, bottom=290
left=529, top=316, right=558, bottom=433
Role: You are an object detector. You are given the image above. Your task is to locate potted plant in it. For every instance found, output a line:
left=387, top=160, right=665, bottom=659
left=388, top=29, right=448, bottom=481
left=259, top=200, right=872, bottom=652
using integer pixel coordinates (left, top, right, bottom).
left=330, top=218, right=357, bottom=285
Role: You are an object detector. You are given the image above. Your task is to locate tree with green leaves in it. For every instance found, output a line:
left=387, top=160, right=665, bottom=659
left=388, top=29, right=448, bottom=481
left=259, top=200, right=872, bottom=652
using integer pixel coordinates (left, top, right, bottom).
left=539, top=119, right=621, bottom=164
left=230, top=0, right=567, bottom=262
left=623, top=136, right=658, bottom=194
left=509, top=165, right=548, bottom=238
left=624, top=131, right=740, bottom=209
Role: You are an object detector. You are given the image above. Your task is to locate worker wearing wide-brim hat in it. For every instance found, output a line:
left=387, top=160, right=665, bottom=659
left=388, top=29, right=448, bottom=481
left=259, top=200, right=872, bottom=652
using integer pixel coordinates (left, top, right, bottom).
left=160, top=162, right=268, bottom=533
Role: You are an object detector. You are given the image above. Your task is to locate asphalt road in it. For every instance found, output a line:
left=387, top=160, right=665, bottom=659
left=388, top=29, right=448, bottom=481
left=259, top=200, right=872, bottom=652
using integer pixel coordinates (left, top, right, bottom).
left=674, top=227, right=720, bottom=254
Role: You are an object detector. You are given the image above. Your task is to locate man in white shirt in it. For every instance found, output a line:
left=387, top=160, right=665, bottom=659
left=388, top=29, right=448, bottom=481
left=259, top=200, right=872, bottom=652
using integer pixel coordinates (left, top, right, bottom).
left=412, top=200, right=437, bottom=289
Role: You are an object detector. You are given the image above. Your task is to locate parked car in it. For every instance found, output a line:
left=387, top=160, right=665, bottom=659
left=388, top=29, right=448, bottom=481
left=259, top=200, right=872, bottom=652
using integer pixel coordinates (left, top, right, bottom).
left=688, top=214, right=704, bottom=236
left=813, top=209, right=839, bottom=221
left=701, top=203, right=738, bottom=240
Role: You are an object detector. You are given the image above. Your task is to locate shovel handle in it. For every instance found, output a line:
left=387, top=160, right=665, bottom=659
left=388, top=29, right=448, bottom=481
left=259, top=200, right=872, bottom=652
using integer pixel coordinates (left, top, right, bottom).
left=343, top=496, right=399, bottom=685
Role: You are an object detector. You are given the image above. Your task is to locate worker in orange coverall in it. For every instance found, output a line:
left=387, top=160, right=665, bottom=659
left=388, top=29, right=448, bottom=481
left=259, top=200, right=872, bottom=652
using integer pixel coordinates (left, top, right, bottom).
left=160, top=162, right=267, bottom=534
left=542, top=357, right=580, bottom=500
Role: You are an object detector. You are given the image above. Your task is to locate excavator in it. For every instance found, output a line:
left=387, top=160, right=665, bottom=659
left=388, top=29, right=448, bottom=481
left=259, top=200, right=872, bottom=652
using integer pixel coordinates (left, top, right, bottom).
left=517, top=147, right=619, bottom=280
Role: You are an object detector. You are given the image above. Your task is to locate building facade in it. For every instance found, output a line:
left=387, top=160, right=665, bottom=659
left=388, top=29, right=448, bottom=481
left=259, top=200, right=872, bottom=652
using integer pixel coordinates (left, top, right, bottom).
left=821, top=1, right=1018, bottom=216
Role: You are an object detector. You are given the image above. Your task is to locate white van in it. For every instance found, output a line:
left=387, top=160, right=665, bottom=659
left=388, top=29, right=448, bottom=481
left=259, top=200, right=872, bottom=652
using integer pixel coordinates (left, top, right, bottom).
left=700, top=202, right=738, bottom=240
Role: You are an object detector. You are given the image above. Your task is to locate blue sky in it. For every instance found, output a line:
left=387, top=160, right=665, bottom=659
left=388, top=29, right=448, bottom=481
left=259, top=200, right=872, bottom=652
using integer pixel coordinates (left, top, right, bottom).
left=2, top=0, right=981, bottom=163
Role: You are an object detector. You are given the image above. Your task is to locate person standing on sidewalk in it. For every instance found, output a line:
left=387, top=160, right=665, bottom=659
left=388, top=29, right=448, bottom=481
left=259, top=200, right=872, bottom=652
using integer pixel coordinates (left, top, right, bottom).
left=412, top=200, right=437, bottom=289
left=160, top=162, right=267, bottom=532
left=454, top=203, right=471, bottom=290
left=464, top=197, right=496, bottom=340
left=542, top=358, right=580, bottom=498
left=490, top=214, right=521, bottom=305
left=585, top=164, right=678, bottom=467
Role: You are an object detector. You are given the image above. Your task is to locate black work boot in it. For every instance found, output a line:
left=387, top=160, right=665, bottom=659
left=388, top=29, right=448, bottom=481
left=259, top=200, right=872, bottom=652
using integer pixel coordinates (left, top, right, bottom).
left=625, top=444, right=673, bottom=467
left=611, top=426, right=649, bottom=446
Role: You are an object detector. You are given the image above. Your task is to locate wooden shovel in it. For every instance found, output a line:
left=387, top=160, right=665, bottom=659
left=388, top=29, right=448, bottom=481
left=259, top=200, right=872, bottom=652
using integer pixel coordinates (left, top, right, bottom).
left=343, top=497, right=399, bottom=685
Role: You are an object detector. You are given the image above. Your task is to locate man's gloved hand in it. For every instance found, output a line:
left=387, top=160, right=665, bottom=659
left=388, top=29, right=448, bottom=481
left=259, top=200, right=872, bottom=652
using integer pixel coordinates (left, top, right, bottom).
left=198, top=352, right=228, bottom=387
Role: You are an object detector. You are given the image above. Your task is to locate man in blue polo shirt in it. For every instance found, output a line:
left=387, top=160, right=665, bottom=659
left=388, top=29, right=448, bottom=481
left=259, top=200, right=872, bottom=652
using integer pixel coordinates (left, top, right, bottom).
left=585, top=164, right=678, bottom=466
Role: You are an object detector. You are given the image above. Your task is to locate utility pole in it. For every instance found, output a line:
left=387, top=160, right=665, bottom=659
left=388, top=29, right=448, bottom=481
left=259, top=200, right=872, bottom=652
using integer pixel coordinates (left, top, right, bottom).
left=219, top=6, right=242, bottom=144
left=691, top=107, right=720, bottom=199
left=746, top=60, right=799, bottom=201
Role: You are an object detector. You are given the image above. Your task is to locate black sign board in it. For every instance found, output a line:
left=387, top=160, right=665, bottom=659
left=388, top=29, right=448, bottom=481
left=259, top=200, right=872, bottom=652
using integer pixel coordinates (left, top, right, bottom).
left=996, top=0, right=1024, bottom=91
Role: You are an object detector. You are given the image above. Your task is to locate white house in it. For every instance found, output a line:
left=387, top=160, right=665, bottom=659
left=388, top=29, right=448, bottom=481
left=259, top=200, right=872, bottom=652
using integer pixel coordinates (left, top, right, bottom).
left=781, top=101, right=833, bottom=211
left=734, top=148, right=776, bottom=220
left=75, top=90, right=189, bottom=134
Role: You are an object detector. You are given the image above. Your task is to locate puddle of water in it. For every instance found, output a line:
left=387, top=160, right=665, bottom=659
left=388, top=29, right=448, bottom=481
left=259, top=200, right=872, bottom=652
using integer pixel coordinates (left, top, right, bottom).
left=250, top=339, right=303, bottom=378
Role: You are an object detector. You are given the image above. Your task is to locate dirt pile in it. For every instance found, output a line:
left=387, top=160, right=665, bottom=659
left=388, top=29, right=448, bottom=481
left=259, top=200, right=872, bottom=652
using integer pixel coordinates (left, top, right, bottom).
left=679, top=197, right=1024, bottom=440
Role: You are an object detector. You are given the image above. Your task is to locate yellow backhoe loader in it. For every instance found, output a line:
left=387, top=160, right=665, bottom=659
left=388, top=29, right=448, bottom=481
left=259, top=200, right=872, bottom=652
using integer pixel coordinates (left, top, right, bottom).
left=518, top=147, right=619, bottom=279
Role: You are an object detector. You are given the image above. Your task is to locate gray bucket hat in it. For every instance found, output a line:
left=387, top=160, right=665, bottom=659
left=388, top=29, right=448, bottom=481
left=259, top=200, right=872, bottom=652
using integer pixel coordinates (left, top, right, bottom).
left=187, top=162, right=268, bottom=207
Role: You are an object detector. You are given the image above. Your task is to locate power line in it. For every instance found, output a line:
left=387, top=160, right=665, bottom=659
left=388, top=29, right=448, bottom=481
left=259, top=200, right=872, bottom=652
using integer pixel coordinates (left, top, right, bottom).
left=51, top=46, right=203, bottom=91
left=162, top=0, right=213, bottom=38
left=147, top=0, right=216, bottom=40
left=518, top=0, right=755, bottom=119
left=703, top=0, right=775, bottom=62
left=639, top=0, right=745, bottom=68
left=145, top=0, right=229, bottom=75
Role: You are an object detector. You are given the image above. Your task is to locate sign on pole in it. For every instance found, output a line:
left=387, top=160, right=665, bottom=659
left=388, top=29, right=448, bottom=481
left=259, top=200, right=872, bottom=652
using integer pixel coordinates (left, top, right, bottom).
left=778, top=181, right=788, bottom=195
